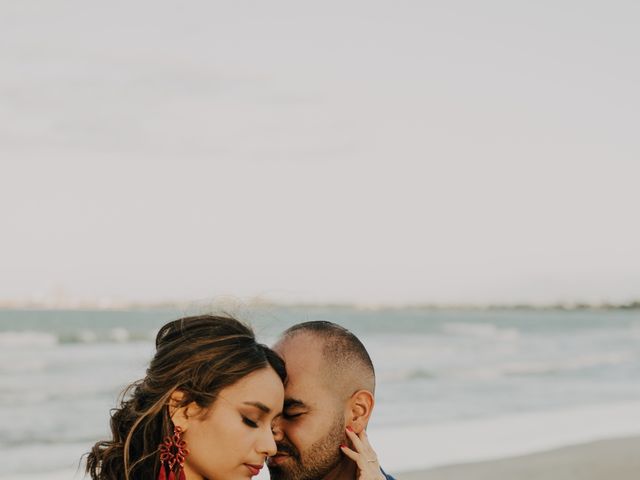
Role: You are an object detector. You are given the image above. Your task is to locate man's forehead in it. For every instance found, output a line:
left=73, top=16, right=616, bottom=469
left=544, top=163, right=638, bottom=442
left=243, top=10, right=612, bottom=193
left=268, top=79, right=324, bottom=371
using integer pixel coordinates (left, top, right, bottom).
left=274, top=333, right=326, bottom=386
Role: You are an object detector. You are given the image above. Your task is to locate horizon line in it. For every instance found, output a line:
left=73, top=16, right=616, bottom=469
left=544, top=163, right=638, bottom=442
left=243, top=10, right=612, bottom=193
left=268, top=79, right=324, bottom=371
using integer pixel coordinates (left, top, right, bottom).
left=0, top=298, right=638, bottom=312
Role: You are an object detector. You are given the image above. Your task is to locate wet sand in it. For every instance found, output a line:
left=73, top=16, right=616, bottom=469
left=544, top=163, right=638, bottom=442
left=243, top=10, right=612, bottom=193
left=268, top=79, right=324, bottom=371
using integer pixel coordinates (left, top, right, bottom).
left=396, top=436, right=640, bottom=480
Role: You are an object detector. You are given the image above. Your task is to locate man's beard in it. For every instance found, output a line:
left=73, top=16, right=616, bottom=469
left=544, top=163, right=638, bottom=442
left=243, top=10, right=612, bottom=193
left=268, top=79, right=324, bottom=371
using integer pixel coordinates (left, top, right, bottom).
left=268, top=414, right=346, bottom=480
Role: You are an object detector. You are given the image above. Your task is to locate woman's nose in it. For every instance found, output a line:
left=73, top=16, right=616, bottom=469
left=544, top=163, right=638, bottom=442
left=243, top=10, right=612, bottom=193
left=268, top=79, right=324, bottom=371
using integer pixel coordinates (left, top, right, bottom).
left=261, top=427, right=278, bottom=457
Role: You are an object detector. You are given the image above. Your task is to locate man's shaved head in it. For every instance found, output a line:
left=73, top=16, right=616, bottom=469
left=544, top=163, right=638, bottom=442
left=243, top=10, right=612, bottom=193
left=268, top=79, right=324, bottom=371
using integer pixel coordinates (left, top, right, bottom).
left=278, top=321, right=375, bottom=396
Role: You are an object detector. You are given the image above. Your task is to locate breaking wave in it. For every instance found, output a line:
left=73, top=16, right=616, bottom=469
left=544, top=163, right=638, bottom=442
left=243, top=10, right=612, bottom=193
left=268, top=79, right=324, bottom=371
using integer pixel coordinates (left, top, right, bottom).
left=441, top=322, right=520, bottom=341
left=0, top=329, right=153, bottom=347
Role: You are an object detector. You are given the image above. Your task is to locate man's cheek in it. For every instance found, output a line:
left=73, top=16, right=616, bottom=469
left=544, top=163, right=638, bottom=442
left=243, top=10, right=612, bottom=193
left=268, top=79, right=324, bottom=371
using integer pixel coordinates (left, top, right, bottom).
left=296, top=418, right=326, bottom=444
left=285, top=420, right=306, bottom=439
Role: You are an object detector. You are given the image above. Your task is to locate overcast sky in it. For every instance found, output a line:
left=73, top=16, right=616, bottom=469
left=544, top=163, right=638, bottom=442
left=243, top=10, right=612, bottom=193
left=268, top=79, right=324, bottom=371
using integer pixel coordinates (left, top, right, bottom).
left=1, top=1, right=639, bottom=305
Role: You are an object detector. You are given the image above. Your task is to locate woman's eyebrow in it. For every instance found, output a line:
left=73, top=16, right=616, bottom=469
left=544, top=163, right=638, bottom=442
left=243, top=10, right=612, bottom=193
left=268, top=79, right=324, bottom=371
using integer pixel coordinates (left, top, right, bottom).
left=242, top=401, right=272, bottom=413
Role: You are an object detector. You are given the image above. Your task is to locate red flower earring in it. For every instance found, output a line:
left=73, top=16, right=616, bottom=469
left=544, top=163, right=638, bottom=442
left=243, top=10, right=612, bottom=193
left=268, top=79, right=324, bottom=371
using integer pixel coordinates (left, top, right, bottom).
left=157, top=425, right=189, bottom=480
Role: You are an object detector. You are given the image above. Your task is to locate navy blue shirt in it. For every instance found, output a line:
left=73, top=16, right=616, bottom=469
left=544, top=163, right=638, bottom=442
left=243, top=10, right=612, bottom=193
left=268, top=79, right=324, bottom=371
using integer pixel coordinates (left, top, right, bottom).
left=381, top=468, right=396, bottom=480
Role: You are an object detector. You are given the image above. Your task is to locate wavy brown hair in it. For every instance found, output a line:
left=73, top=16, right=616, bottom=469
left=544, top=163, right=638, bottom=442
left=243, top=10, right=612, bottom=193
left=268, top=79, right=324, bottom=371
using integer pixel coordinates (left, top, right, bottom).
left=86, top=314, right=286, bottom=480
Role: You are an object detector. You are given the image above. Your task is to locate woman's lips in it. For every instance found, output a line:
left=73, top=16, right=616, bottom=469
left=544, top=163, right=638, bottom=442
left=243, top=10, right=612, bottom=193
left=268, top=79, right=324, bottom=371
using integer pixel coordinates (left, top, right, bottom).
left=245, top=464, right=263, bottom=476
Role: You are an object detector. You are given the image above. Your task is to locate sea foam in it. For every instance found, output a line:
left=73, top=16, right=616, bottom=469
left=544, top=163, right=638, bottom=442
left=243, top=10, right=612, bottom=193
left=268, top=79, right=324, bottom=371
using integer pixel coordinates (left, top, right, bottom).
left=0, top=331, right=58, bottom=348
left=369, top=401, right=640, bottom=474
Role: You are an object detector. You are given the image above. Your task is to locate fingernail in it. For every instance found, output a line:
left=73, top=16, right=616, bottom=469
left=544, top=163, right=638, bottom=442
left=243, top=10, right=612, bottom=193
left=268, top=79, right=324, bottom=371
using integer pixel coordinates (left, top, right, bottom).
left=346, top=426, right=353, bottom=432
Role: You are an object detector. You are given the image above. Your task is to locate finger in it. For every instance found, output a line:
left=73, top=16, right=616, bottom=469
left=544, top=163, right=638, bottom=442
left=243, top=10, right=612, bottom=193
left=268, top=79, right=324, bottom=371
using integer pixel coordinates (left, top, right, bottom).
left=355, top=429, right=377, bottom=457
left=356, top=429, right=372, bottom=450
left=339, top=444, right=360, bottom=463
left=341, top=444, right=383, bottom=480
left=345, top=427, right=365, bottom=452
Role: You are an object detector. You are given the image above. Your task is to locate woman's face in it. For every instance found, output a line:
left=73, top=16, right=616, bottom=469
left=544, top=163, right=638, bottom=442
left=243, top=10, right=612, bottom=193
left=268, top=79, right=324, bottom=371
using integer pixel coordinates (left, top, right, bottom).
left=179, top=367, right=284, bottom=480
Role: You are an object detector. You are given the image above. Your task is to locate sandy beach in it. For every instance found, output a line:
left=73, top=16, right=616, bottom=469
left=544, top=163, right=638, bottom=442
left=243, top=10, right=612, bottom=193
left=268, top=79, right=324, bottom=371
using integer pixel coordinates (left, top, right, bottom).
left=396, top=435, right=640, bottom=480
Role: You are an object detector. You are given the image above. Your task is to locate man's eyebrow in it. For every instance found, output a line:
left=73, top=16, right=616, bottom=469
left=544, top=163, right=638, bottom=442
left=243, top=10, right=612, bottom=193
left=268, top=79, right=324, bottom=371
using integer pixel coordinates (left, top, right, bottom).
left=283, top=398, right=307, bottom=409
left=242, top=401, right=271, bottom=413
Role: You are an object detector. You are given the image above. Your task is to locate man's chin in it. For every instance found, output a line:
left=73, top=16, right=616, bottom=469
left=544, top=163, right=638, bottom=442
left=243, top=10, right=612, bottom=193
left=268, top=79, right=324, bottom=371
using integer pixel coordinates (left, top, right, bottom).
left=267, top=455, right=297, bottom=480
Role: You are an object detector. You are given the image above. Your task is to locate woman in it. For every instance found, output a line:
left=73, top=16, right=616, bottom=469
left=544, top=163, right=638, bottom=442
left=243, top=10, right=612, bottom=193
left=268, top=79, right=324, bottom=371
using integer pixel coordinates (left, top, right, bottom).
left=87, top=315, right=286, bottom=480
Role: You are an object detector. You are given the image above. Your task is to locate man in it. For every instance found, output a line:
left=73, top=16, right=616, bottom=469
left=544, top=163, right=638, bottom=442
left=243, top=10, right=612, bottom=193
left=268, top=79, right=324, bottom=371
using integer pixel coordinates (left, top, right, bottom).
left=267, top=321, right=396, bottom=480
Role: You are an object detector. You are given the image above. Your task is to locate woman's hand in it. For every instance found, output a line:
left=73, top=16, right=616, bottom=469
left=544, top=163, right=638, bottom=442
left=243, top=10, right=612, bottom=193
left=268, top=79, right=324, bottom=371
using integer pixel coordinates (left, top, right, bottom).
left=340, top=426, right=385, bottom=480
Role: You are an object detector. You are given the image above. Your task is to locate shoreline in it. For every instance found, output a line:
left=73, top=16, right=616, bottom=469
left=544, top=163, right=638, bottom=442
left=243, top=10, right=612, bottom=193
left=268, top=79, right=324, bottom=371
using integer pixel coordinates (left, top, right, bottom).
left=370, top=401, right=640, bottom=473
left=395, top=435, right=640, bottom=480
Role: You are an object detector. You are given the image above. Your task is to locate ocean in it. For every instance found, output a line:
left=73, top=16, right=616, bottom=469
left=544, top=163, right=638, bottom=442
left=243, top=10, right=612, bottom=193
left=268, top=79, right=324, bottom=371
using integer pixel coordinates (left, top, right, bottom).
left=2, top=307, right=640, bottom=478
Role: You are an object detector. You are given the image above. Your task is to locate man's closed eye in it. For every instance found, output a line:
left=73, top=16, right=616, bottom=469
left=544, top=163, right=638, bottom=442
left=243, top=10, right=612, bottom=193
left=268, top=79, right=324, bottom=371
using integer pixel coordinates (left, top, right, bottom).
left=283, top=412, right=304, bottom=420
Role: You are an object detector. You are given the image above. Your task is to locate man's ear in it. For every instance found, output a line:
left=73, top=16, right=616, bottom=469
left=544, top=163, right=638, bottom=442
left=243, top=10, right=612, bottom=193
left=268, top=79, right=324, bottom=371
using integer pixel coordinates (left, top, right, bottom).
left=346, top=389, right=374, bottom=433
left=168, top=390, right=199, bottom=431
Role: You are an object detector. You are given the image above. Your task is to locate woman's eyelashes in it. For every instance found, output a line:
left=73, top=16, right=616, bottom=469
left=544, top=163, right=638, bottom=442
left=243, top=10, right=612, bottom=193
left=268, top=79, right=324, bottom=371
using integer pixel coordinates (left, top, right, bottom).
left=242, top=416, right=259, bottom=428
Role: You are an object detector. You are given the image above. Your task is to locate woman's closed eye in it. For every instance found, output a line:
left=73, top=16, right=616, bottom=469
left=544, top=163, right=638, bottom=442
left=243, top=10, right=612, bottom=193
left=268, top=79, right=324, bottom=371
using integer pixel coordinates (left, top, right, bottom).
left=242, top=416, right=259, bottom=428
